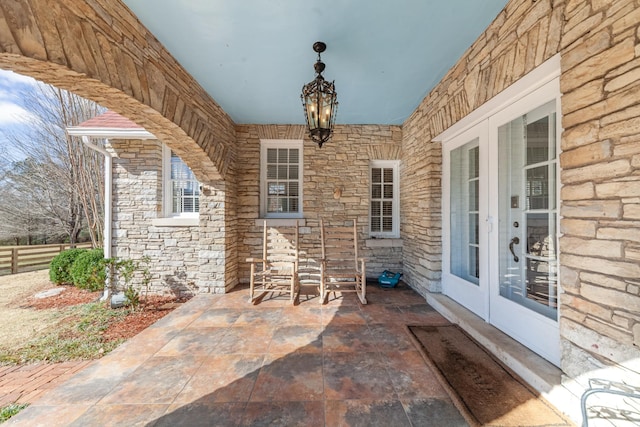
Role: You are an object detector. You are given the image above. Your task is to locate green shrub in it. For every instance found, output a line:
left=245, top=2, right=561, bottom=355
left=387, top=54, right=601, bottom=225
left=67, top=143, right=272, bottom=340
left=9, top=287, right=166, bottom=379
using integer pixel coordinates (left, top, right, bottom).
left=70, top=248, right=106, bottom=291
left=49, top=248, right=87, bottom=285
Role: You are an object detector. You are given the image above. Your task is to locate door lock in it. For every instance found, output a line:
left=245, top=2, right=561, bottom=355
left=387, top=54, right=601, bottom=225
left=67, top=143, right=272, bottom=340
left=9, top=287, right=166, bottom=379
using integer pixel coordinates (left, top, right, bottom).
left=509, top=237, right=520, bottom=262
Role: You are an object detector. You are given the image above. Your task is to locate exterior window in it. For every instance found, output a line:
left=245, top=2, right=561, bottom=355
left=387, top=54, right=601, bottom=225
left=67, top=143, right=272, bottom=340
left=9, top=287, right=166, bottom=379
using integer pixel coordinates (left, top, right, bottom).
left=260, top=140, right=303, bottom=218
left=370, top=160, right=399, bottom=238
left=163, top=145, right=200, bottom=217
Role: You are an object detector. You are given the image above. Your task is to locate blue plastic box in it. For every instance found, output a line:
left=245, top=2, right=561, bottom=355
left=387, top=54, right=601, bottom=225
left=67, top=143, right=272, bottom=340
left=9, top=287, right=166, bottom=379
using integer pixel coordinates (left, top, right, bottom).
left=378, top=270, right=402, bottom=288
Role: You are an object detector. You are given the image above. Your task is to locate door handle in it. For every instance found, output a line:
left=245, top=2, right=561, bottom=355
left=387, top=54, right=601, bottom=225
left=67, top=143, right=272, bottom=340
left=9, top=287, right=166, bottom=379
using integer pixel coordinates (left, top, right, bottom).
left=509, top=237, right=520, bottom=262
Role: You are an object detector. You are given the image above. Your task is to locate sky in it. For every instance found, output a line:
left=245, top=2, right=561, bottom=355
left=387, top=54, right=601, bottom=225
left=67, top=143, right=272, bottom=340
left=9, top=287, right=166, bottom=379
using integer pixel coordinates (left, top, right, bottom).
left=0, top=69, right=37, bottom=126
left=0, top=69, right=39, bottom=161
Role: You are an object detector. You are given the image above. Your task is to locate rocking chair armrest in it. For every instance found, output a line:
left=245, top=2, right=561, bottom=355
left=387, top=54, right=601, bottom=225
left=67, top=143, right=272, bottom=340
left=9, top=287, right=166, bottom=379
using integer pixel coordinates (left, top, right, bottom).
left=246, top=258, right=267, bottom=264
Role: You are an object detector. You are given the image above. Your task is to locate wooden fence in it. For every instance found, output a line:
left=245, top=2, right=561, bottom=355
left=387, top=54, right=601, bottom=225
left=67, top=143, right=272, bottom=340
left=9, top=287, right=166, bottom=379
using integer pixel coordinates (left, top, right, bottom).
left=0, top=243, right=94, bottom=276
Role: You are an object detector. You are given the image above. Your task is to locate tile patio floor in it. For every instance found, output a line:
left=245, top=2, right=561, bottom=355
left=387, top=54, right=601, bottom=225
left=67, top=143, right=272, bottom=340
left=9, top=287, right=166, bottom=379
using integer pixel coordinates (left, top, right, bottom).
left=8, top=282, right=468, bottom=426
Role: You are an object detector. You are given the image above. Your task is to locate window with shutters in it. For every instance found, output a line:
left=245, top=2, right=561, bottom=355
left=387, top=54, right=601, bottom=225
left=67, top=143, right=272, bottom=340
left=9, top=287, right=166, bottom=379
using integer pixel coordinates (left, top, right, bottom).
left=370, top=160, right=399, bottom=238
left=260, top=140, right=303, bottom=218
left=163, top=145, right=200, bottom=217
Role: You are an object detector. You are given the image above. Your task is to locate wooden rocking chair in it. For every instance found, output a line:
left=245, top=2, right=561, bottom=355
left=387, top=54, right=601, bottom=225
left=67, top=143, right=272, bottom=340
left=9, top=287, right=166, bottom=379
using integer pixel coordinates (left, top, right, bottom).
left=320, top=218, right=367, bottom=304
left=247, top=221, right=300, bottom=304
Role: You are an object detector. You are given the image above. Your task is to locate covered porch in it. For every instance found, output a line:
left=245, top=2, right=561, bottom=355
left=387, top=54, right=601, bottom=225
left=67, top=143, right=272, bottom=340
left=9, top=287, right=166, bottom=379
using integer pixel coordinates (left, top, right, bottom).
left=9, top=283, right=470, bottom=426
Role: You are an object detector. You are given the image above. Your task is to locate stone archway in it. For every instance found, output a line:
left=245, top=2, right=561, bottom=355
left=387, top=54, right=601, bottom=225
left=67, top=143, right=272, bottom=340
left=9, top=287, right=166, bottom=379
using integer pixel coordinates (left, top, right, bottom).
left=0, top=0, right=236, bottom=182
left=0, top=0, right=238, bottom=292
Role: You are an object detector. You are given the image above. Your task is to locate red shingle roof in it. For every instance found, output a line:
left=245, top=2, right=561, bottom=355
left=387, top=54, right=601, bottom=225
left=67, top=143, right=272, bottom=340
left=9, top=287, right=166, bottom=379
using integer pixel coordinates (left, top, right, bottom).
left=76, top=111, right=143, bottom=129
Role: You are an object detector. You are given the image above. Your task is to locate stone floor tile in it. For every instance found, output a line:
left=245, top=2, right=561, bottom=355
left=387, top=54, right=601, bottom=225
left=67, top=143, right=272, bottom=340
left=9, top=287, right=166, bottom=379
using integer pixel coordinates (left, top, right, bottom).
left=389, top=290, right=431, bottom=305
left=155, top=326, right=226, bottom=356
left=5, top=404, right=91, bottom=427
left=325, top=399, right=412, bottom=427
left=365, top=290, right=398, bottom=305
left=323, top=352, right=396, bottom=400
left=397, top=303, right=450, bottom=324
left=280, top=305, right=324, bottom=325
left=321, top=324, right=375, bottom=353
left=366, top=323, right=416, bottom=352
left=155, top=402, right=246, bottom=427
left=99, top=355, right=205, bottom=405
left=250, top=353, right=324, bottom=402
left=268, top=325, right=323, bottom=354
left=188, top=307, right=242, bottom=327
left=145, top=306, right=203, bottom=330
left=249, top=293, right=296, bottom=307
left=214, top=325, right=274, bottom=354
left=113, top=324, right=181, bottom=356
left=323, top=291, right=360, bottom=306
left=359, top=303, right=403, bottom=323
left=234, top=308, right=283, bottom=326
left=402, top=398, right=470, bottom=427
left=211, top=287, right=252, bottom=308
left=173, top=354, right=264, bottom=404
left=240, top=401, right=324, bottom=427
left=34, top=370, right=125, bottom=406
left=321, top=305, right=367, bottom=325
left=68, top=404, right=169, bottom=427
left=383, top=350, right=450, bottom=400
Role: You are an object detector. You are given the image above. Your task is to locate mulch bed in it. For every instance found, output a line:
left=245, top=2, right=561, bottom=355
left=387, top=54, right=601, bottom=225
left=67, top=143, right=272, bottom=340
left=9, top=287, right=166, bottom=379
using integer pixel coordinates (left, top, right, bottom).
left=22, top=286, right=101, bottom=309
left=101, top=296, right=190, bottom=341
left=21, top=286, right=191, bottom=343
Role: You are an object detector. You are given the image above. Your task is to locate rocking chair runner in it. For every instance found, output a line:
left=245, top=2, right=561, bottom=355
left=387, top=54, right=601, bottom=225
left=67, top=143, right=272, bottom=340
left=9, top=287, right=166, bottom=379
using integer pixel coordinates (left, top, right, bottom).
left=246, top=221, right=300, bottom=304
left=320, top=218, right=367, bottom=304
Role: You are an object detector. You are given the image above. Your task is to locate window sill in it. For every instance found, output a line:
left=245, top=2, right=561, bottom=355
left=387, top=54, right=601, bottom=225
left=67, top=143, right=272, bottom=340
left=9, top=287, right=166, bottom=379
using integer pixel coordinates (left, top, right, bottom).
left=365, top=238, right=402, bottom=248
left=255, top=218, right=306, bottom=227
left=152, top=217, right=199, bottom=227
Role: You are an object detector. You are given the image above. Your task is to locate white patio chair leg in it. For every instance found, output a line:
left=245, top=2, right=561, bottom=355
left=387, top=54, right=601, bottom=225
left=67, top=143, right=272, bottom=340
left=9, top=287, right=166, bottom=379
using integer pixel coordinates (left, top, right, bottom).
left=248, top=263, right=255, bottom=303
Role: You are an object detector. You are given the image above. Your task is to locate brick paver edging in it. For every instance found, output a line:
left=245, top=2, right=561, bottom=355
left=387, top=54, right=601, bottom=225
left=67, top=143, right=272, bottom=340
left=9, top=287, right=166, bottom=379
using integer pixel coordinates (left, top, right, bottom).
left=0, top=361, right=92, bottom=407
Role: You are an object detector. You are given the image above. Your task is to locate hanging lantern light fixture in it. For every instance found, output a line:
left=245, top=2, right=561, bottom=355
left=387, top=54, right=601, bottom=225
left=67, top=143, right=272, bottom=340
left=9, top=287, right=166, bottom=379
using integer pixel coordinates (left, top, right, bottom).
left=301, top=41, right=338, bottom=148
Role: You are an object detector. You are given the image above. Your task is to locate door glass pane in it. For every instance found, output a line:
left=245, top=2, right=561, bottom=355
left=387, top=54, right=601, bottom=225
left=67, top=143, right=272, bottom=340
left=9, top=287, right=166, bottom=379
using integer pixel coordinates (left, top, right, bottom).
left=526, top=116, right=549, bottom=165
left=450, top=140, right=480, bottom=285
left=498, top=100, right=557, bottom=320
left=526, top=166, right=548, bottom=209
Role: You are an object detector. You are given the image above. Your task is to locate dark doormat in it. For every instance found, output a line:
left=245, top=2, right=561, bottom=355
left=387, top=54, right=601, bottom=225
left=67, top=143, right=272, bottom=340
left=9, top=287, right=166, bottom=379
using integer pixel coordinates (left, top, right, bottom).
left=407, top=325, right=574, bottom=427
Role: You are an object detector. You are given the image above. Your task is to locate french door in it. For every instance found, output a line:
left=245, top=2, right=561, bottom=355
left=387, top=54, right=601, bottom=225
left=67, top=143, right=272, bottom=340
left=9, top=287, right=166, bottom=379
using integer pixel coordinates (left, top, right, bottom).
left=443, top=122, right=489, bottom=319
left=443, top=78, right=561, bottom=366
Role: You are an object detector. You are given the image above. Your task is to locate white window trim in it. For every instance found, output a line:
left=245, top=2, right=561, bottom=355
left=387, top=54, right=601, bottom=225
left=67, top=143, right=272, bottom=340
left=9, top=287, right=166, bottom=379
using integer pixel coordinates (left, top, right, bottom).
left=260, top=139, right=304, bottom=219
left=369, top=160, right=400, bottom=238
left=162, top=144, right=199, bottom=219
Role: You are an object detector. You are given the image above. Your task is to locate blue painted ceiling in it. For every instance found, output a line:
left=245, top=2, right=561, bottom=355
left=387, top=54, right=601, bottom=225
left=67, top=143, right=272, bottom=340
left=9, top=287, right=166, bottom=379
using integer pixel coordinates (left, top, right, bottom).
left=121, top=0, right=509, bottom=125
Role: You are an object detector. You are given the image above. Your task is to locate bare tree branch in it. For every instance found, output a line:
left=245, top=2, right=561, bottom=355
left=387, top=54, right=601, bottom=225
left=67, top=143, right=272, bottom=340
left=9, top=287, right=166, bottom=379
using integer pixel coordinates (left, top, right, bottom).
left=0, top=80, right=105, bottom=245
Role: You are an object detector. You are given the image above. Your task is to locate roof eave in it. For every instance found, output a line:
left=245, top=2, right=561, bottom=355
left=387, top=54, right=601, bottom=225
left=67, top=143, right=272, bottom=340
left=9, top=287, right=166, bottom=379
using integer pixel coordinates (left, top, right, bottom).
left=66, top=127, right=156, bottom=139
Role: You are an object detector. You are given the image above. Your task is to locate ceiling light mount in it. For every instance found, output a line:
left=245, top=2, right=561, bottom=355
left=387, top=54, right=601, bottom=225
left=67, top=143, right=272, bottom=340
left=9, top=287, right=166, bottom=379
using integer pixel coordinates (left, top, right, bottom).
left=301, top=41, right=338, bottom=148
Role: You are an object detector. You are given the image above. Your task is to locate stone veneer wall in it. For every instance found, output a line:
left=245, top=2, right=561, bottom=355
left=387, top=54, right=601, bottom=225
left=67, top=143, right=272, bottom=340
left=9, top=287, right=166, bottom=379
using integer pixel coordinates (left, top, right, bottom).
left=235, top=124, right=403, bottom=285
left=198, top=177, right=239, bottom=294
left=402, top=0, right=640, bottom=395
left=110, top=138, right=219, bottom=296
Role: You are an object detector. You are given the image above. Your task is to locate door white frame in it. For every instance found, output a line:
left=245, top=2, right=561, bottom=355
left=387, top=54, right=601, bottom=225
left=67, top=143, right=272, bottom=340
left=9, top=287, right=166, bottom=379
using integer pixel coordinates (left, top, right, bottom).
left=439, top=54, right=562, bottom=366
left=488, top=78, right=561, bottom=366
left=442, top=121, right=489, bottom=320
